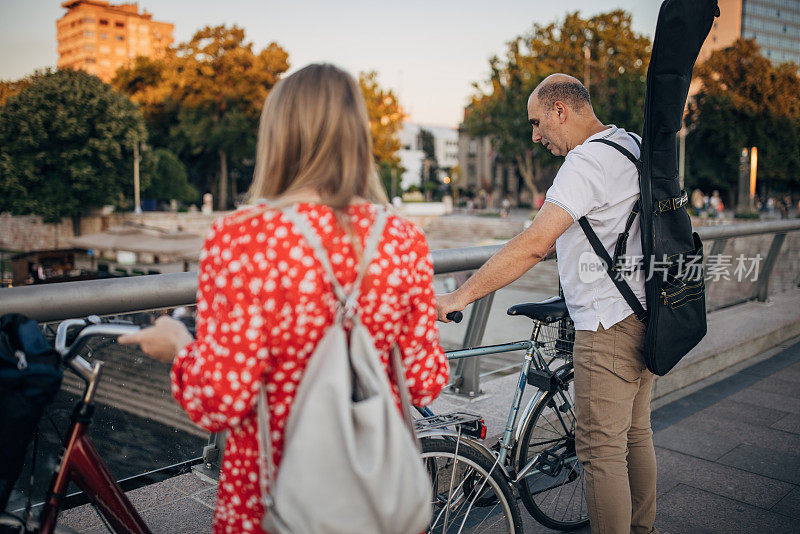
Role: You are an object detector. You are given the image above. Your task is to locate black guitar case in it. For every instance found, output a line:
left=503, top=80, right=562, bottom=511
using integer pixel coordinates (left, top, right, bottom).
left=638, top=0, right=719, bottom=374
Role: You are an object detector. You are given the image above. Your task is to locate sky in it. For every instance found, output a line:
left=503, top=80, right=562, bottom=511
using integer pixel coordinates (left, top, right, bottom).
left=0, top=1, right=661, bottom=128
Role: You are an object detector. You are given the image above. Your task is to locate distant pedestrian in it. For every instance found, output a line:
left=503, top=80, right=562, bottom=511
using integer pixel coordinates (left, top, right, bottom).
left=710, top=190, right=723, bottom=218
left=691, top=189, right=704, bottom=215
left=501, top=196, right=511, bottom=217
left=780, top=195, right=791, bottom=219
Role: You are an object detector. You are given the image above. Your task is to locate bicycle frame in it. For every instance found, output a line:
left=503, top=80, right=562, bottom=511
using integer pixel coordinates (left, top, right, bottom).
left=36, top=320, right=151, bottom=534
left=439, top=320, right=576, bottom=482
left=39, top=401, right=150, bottom=534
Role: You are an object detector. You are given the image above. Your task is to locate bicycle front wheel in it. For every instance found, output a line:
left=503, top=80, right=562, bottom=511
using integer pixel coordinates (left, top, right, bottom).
left=421, top=437, right=522, bottom=534
left=516, top=365, right=589, bottom=530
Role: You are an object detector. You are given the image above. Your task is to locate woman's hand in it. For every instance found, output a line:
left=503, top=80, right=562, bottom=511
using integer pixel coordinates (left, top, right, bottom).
left=118, top=316, right=194, bottom=363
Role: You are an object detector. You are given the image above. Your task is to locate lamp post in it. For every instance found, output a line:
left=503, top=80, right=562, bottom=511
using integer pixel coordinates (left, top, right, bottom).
left=133, top=137, right=142, bottom=214
left=749, top=146, right=758, bottom=212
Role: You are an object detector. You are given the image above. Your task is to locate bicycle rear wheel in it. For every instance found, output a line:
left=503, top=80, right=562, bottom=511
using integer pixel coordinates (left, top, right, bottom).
left=421, top=437, right=521, bottom=534
left=516, top=365, right=589, bottom=530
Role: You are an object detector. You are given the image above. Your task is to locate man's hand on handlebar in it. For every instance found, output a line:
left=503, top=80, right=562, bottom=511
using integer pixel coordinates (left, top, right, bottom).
left=118, top=316, right=193, bottom=363
left=436, top=292, right=465, bottom=323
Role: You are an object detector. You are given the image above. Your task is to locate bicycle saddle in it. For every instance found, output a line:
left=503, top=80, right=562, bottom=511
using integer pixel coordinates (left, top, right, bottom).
left=507, top=296, right=569, bottom=324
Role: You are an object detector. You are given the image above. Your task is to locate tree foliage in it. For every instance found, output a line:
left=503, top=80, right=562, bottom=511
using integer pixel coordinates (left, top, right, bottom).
left=0, top=70, right=145, bottom=223
left=114, top=25, right=289, bottom=209
left=463, top=10, right=651, bottom=198
left=359, top=71, right=404, bottom=167
left=141, top=147, right=197, bottom=203
left=685, top=39, right=800, bottom=198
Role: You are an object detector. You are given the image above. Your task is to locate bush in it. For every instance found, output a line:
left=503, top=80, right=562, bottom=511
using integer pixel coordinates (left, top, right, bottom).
left=734, top=211, right=760, bottom=219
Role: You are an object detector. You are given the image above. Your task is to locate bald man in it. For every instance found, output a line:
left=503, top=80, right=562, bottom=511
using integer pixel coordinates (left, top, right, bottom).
left=437, top=74, right=657, bottom=534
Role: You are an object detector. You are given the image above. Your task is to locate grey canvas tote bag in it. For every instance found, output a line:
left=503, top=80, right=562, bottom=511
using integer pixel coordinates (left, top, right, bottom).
left=256, top=205, right=432, bottom=534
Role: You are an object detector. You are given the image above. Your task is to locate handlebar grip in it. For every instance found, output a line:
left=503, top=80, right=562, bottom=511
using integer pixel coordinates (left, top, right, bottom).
left=446, top=311, right=463, bottom=323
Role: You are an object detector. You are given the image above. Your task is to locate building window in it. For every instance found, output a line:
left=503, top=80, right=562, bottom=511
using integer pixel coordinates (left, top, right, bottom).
left=99, top=32, right=108, bottom=40
left=99, top=19, right=109, bottom=26
left=115, top=35, right=124, bottom=41
left=100, top=45, right=110, bottom=54
left=116, top=47, right=125, bottom=55
left=84, top=30, right=95, bottom=38
left=115, top=21, right=124, bottom=28
left=83, top=17, right=95, bottom=24
left=85, top=57, right=96, bottom=64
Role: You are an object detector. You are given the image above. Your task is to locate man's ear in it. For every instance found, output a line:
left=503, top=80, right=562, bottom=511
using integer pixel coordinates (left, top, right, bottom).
left=554, top=101, right=568, bottom=124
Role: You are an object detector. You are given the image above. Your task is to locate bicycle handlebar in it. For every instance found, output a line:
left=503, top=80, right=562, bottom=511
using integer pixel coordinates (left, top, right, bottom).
left=55, top=317, right=141, bottom=361
left=445, top=311, right=463, bottom=323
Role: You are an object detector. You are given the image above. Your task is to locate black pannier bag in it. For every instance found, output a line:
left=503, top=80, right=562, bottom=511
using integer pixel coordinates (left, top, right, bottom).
left=0, top=314, right=63, bottom=512
left=580, top=0, right=718, bottom=375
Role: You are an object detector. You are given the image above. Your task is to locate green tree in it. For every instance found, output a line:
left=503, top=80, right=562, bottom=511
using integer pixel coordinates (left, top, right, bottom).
left=114, top=25, right=289, bottom=209
left=140, top=147, right=198, bottom=204
left=464, top=10, right=651, bottom=199
left=0, top=70, right=145, bottom=226
left=358, top=71, right=405, bottom=199
left=685, top=39, right=800, bottom=201
left=359, top=71, right=404, bottom=172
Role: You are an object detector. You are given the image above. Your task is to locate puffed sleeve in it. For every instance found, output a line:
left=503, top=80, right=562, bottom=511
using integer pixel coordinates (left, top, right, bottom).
left=396, top=223, right=449, bottom=407
left=170, top=216, right=270, bottom=433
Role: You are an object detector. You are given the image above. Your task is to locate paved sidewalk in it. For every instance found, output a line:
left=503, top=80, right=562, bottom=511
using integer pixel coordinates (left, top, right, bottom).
left=647, top=336, right=800, bottom=534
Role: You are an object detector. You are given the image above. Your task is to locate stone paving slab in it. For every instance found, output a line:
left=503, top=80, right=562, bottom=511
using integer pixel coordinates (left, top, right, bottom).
left=717, top=444, right=800, bottom=485
left=656, top=483, right=797, bottom=534
left=653, top=424, right=740, bottom=462
left=654, top=448, right=794, bottom=509
left=772, top=487, right=800, bottom=520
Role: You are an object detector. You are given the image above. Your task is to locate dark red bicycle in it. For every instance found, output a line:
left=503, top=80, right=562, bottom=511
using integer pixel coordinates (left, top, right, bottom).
left=0, top=317, right=152, bottom=534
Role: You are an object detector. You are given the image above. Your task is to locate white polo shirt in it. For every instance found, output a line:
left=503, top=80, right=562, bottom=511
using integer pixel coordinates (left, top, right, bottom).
left=544, top=125, right=646, bottom=331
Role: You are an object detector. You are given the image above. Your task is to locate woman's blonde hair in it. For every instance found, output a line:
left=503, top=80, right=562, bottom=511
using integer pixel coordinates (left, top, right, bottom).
left=248, top=63, right=388, bottom=210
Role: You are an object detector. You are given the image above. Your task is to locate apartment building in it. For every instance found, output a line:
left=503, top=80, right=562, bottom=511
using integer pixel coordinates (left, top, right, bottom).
left=56, top=0, right=174, bottom=83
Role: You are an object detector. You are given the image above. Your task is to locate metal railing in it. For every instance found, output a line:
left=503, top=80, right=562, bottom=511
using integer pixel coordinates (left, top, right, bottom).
left=2, top=219, right=799, bottom=379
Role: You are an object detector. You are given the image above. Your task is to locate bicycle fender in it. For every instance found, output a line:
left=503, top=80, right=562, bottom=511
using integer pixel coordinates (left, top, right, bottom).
left=417, top=429, right=498, bottom=467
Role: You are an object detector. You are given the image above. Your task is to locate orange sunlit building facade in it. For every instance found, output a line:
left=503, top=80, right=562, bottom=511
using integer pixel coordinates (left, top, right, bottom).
left=56, top=1, right=174, bottom=83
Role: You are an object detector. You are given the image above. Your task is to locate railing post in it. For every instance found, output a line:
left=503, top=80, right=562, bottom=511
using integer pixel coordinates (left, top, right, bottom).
left=452, top=291, right=495, bottom=397
left=707, top=238, right=728, bottom=260
left=193, top=432, right=225, bottom=479
left=754, top=233, right=787, bottom=302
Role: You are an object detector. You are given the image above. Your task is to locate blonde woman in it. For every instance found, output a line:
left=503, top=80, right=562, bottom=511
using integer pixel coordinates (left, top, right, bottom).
left=120, top=63, right=448, bottom=533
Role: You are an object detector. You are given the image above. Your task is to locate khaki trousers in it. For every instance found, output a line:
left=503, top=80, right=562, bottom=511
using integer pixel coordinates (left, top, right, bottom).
left=574, top=314, right=657, bottom=534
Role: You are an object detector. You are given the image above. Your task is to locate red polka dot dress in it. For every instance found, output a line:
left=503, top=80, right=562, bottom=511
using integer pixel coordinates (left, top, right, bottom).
left=170, top=203, right=449, bottom=533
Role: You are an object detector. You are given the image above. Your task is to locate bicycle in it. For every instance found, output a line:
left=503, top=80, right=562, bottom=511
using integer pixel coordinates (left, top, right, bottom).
left=0, top=316, right=152, bottom=534
left=415, top=296, right=587, bottom=533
